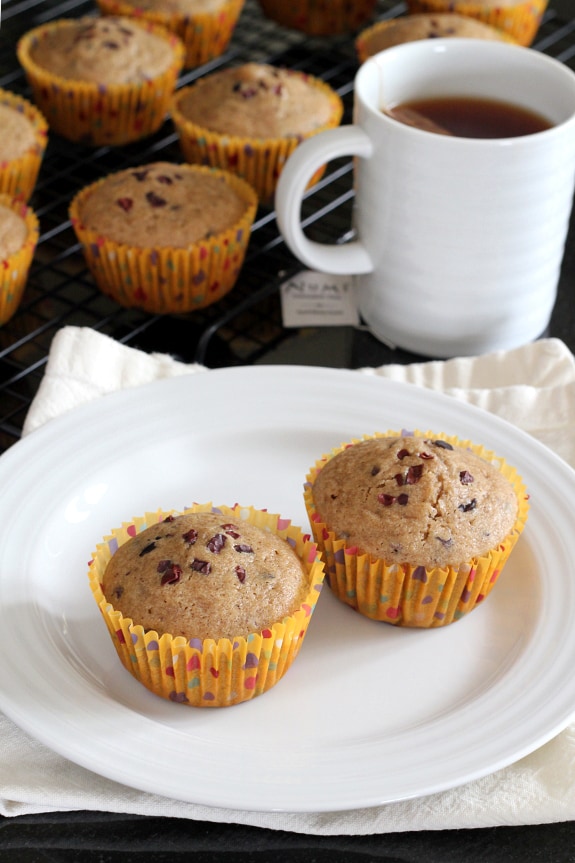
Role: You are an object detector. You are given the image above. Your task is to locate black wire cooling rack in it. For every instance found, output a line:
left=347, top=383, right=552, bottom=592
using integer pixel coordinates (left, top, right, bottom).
left=0, top=0, right=574, bottom=451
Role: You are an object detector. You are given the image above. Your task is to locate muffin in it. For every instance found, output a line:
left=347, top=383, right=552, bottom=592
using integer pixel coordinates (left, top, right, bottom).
left=96, top=0, right=245, bottom=69
left=304, top=431, right=529, bottom=627
left=170, top=62, right=344, bottom=201
left=88, top=504, right=325, bottom=707
left=0, top=89, right=48, bottom=203
left=17, top=16, right=184, bottom=145
left=356, top=13, right=513, bottom=62
left=256, top=0, right=376, bottom=35
left=69, top=161, right=258, bottom=313
left=0, top=194, right=40, bottom=326
left=404, top=0, right=548, bottom=46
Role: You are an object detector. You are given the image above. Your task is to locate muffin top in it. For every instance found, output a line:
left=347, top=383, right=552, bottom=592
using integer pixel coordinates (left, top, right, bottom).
left=357, top=13, right=510, bottom=58
left=311, top=435, right=519, bottom=568
left=27, top=16, right=177, bottom=84
left=102, top=511, right=310, bottom=640
left=76, top=162, right=249, bottom=248
left=0, top=205, right=28, bottom=259
left=175, top=63, right=338, bottom=138
left=0, top=104, right=37, bottom=162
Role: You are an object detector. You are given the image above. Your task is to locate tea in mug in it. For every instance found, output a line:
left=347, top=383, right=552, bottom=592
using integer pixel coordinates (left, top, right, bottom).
left=384, top=96, right=552, bottom=138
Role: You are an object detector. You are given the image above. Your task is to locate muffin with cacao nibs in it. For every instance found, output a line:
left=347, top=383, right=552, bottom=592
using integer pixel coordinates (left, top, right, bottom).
left=0, top=194, right=39, bottom=326
left=96, top=0, right=245, bottom=69
left=69, top=161, right=258, bottom=313
left=304, top=431, right=529, bottom=628
left=88, top=504, right=325, bottom=707
left=0, top=89, right=48, bottom=203
left=404, top=0, right=548, bottom=46
left=256, top=0, right=376, bottom=35
left=170, top=62, right=344, bottom=201
left=17, top=15, right=184, bottom=145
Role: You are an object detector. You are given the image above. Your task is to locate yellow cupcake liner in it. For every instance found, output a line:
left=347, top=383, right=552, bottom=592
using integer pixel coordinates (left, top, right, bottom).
left=0, top=194, right=39, bottom=326
left=88, top=503, right=326, bottom=708
left=0, top=89, right=48, bottom=203
left=16, top=18, right=184, bottom=146
left=96, top=0, right=245, bottom=68
left=404, top=0, right=548, bottom=46
left=355, top=16, right=515, bottom=63
left=171, top=76, right=344, bottom=202
left=257, top=0, right=376, bottom=35
left=304, top=430, right=529, bottom=628
left=69, top=165, right=258, bottom=314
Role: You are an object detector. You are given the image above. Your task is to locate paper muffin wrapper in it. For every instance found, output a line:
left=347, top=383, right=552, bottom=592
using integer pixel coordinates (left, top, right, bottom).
left=0, top=89, right=48, bottom=203
left=16, top=19, right=184, bottom=146
left=355, top=16, right=516, bottom=63
left=170, top=77, right=344, bottom=202
left=256, top=0, right=376, bottom=35
left=404, top=0, right=548, bottom=46
left=96, top=0, right=245, bottom=68
left=88, top=503, right=326, bottom=708
left=69, top=165, right=258, bottom=314
left=304, top=430, right=530, bottom=628
left=0, top=194, right=39, bottom=326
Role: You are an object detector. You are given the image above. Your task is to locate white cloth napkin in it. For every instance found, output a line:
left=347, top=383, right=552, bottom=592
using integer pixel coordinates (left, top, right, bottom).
left=9, top=325, right=575, bottom=833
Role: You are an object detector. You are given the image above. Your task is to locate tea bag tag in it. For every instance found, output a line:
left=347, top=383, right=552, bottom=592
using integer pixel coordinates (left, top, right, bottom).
left=279, top=270, right=359, bottom=328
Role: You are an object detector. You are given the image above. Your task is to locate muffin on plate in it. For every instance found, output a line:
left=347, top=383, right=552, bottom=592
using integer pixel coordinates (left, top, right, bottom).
left=0, top=194, right=40, bottom=326
left=404, top=0, right=548, bottom=46
left=96, top=0, right=245, bottom=68
left=88, top=504, right=325, bottom=707
left=256, top=0, right=376, bottom=35
left=170, top=62, right=344, bottom=201
left=69, top=161, right=258, bottom=314
left=0, top=89, right=48, bottom=203
left=356, top=12, right=513, bottom=62
left=16, top=16, right=184, bottom=145
left=304, top=431, right=529, bottom=627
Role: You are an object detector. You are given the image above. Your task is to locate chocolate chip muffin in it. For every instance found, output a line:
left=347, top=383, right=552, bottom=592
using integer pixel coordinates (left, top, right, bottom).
left=89, top=504, right=325, bottom=706
left=305, top=431, right=529, bottom=627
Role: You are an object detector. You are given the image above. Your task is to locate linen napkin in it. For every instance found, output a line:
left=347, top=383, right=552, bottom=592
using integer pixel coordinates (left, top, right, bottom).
left=7, top=325, right=575, bottom=834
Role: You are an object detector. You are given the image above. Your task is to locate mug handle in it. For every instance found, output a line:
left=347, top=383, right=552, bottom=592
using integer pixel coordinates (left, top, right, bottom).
left=275, top=125, right=374, bottom=275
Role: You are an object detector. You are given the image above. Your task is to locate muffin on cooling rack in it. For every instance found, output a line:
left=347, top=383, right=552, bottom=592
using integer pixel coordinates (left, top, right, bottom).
left=96, top=0, right=245, bottom=68
left=0, top=89, right=48, bottom=203
left=170, top=62, right=344, bottom=201
left=0, top=194, right=39, bottom=326
left=305, top=431, right=529, bottom=628
left=88, top=504, right=325, bottom=707
left=256, top=0, right=376, bottom=35
left=17, top=15, right=184, bottom=145
left=404, top=0, right=548, bottom=46
left=69, top=161, right=258, bottom=314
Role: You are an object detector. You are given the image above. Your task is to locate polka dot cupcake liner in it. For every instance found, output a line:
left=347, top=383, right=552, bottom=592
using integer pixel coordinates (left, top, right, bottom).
left=256, top=0, right=376, bottom=35
left=96, top=0, right=246, bottom=69
left=88, top=503, right=326, bottom=708
left=304, top=430, right=529, bottom=628
left=0, top=89, right=48, bottom=203
left=170, top=76, right=344, bottom=203
left=404, top=0, right=548, bottom=46
left=69, top=165, right=258, bottom=314
left=16, top=18, right=184, bottom=146
left=0, top=194, right=39, bottom=326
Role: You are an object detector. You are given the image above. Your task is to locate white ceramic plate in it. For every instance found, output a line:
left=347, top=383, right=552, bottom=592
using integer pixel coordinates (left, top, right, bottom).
left=0, top=365, right=574, bottom=813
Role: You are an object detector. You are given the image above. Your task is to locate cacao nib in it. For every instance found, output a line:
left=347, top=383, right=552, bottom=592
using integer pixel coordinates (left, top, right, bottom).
left=207, top=533, right=226, bottom=554
left=139, top=542, right=156, bottom=557
left=157, top=175, right=173, bottom=185
left=146, top=191, right=167, bottom=208
left=182, top=528, right=198, bottom=546
left=191, top=559, right=211, bottom=574
left=235, top=565, right=246, bottom=583
left=397, top=493, right=409, bottom=505
left=394, top=473, right=404, bottom=486
left=112, top=586, right=124, bottom=599
left=371, top=466, right=380, bottom=476
left=397, top=449, right=410, bottom=460
left=406, top=464, right=424, bottom=484
left=163, top=515, right=175, bottom=522
left=419, top=452, right=434, bottom=460
left=160, top=563, right=182, bottom=585
left=458, top=499, right=477, bottom=513
left=459, top=470, right=474, bottom=484
left=378, top=493, right=395, bottom=506
left=433, top=440, right=454, bottom=450
left=234, top=544, right=254, bottom=554
left=132, top=169, right=149, bottom=181
left=436, top=536, right=454, bottom=548
left=156, top=559, right=172, bottom=573
left=116, top=197, right=133, bottom=212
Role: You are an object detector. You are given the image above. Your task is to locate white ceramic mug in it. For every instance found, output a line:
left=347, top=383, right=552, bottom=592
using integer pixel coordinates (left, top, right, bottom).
left=275, top=39, right=575, bottom=357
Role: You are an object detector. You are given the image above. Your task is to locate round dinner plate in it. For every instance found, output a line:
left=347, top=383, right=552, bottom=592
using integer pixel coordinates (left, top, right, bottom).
left=0, top=364, right=574, bottom=812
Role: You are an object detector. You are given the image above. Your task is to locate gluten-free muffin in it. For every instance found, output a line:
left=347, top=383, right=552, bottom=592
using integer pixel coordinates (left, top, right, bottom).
left=305, top=431, right=529, bottom=627
left=356, top=12, right=513, bottom=62
left=96, top=0, right=245, bottom=68
left=17, top=16, right=184, bottom=145
left=0, top=194, right=40, bottom=326
left=404, top=0, right=548, bottom=46
left=89, top=504, right=325, bottom=706
left=0, top=89, right=48, bottom=203
left=256, top=0, right=376, bottom=35
left=69, top=161, right=257, bottom=313
left=171, top=62, right=344, bottom=200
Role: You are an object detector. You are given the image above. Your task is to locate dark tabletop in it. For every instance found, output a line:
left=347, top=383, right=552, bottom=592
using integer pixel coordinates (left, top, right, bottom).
left=1, top=0, right=575, bottom=859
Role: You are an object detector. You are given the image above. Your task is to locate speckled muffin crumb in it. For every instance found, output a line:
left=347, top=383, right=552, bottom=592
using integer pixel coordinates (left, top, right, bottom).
left=311, top=435, right=519, bottom=569
left=102, top=511, right=310, bottom=640
left=0, top=105, right=37, bottom=163
left=77, top=161, right=248, bottom=248
left=0, top=204, right=28, bottom=259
